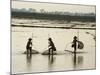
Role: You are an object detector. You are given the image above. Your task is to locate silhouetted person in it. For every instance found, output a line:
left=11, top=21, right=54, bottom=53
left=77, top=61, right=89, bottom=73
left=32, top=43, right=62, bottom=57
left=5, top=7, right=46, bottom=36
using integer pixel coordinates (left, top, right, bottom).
left=26, top=38, right=32, bottom=54
left=48, top=38, right=56, bottom=55
left=72, top=36, right=78, bottom=53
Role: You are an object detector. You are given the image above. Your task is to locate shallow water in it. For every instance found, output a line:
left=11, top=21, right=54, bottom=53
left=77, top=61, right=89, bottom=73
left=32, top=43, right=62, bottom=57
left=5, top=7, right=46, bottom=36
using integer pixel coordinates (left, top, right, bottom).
left=11, top=19, right=96, bottom=74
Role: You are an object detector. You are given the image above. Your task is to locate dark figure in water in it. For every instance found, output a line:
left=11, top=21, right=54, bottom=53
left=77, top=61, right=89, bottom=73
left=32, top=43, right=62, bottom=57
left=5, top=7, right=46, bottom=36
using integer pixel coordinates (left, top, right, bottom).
left=26, top=38, right=32, bottom=54
left=48, top=38, right=56, bottom=55
left=72, top=36, right=78, bottom=53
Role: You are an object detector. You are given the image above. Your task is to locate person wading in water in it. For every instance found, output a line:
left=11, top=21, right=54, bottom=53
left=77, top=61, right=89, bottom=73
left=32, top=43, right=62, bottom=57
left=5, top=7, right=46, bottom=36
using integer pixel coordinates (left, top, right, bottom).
left=72, top=36, right=78, bottom=53
left=48, top=38, right=56, bottom=55
left=26, top=38, right=32, bottom=54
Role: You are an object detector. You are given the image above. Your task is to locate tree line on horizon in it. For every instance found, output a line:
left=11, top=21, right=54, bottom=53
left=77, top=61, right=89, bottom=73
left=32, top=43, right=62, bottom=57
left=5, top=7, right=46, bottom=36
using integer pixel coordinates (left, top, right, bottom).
left=12, top=8, right=95, bottom=17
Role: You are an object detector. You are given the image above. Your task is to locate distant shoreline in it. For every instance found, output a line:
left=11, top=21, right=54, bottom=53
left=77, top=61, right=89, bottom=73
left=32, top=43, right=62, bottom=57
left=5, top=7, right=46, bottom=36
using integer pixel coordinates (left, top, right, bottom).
left=12, top=24, right=96, bottom=30
left=12, top=12, right=96, bottom=22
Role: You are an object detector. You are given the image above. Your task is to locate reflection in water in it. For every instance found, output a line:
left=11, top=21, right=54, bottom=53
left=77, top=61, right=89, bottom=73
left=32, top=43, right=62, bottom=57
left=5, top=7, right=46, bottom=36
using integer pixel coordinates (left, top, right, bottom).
left=73, top=53, right=77, bottom=68
left=12, top=17, right=95, bottom=74
left=73, top=53, right=84, bottom=69
left=48, top=55, right=56, bottom=70
left=26, top=54, right=32, bottom=70
left=78, top=55, right=83, bottom=66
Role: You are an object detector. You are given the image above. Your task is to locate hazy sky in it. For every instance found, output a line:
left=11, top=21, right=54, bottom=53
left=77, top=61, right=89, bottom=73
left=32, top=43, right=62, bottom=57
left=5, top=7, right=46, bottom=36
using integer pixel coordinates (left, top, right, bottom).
left=12, top=1, right=95, bottom=13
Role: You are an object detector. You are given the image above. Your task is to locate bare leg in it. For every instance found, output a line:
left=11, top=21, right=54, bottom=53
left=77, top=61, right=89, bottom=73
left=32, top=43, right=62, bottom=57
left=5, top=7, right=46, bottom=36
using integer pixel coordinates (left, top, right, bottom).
left=52, top=49, right=53, bottom=55
left=49, top=49, right=50, bottom=55
left=27, top=49, right=29, bottom=54
left=30, top=47, right=32, bottom=54
left=74, top=46, right=76, bottom=53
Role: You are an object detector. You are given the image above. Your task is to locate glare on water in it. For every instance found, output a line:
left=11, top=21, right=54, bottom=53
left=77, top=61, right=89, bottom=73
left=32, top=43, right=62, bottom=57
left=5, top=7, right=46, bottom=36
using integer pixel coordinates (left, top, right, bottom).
left=11, top=18, right=96, bottom=74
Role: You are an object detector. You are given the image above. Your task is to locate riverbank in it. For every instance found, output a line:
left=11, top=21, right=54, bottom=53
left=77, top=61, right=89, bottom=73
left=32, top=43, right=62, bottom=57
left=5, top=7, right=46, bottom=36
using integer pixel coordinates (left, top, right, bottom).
left=12, top=24, right=96, bottom=30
